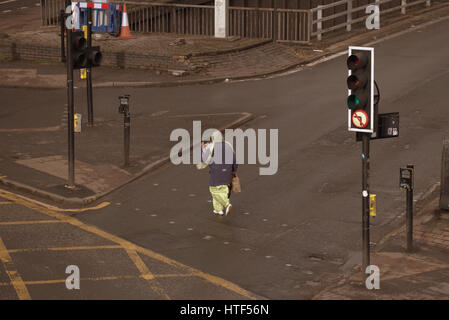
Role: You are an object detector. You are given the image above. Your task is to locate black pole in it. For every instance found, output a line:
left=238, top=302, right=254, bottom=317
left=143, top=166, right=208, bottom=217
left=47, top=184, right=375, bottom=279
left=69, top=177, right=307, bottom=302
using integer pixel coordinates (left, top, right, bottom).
left=406, top=164, right=414, bottom=252
left=66, top=29, right=75, bottom=187
left=124, top=111, right=130, bottom=167
left=87, top=6, right=94, bottom=126
left=362, top=133, right=370, bottom=274
left=60, top=10, right=66, bottom=63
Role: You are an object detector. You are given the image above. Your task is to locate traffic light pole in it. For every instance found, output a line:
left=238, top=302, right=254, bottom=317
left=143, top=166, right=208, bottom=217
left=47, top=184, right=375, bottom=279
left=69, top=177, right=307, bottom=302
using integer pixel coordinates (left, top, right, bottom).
left=362, top=133, right=370, bottom=275
left=86, top=7, right=94, bottom=126
left=60, top=10, right=66, bottom=63
left=66, top=29, right=75, bottom=188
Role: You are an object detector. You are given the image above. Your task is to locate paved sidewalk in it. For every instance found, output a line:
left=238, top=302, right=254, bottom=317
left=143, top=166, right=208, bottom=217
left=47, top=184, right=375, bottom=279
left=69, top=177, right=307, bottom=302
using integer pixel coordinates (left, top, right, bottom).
left=314, top=186, right=449, bottom=300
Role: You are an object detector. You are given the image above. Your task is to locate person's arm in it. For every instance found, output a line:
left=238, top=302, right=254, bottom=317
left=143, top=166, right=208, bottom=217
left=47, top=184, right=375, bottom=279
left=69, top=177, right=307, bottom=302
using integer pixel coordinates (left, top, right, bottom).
left=202, top=142, right=212, bottom=163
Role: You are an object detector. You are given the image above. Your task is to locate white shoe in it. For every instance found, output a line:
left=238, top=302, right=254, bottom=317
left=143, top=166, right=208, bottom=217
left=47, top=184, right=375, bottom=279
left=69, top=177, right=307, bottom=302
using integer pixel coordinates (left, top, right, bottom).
left=225, top=204, right=232, bottom=216
left=213, top=210, right=224, bottom=215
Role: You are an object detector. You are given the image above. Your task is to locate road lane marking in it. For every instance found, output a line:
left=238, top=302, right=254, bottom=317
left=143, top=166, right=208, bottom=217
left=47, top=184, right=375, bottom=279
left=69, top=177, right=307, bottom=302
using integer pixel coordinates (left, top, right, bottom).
left=0, top=126, right=61, bottom=133
left=0, top=237, right=31, bottom=300
left=0, top=0, right=17, bottom=4
left=0, top=273, right=200, bottom=287
left=0, top=188, right=262, bottom=299
left=0, top=220, right=64, bottom=226
left=0, top=188, right=110, bottom=213
left=8, top=245, right=122, bottom=253
left=125, top=249, right=171, bottom=299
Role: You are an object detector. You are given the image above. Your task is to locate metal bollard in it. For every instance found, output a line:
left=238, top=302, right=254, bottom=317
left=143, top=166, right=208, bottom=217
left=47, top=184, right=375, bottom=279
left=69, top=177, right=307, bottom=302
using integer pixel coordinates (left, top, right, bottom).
left=400, top=164, right=414, bottom=252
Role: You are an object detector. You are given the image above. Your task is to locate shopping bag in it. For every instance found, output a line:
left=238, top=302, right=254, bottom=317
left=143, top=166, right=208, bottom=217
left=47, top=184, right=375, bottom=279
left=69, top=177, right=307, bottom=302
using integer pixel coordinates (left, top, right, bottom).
left=232, top=174, right=241, bottom=193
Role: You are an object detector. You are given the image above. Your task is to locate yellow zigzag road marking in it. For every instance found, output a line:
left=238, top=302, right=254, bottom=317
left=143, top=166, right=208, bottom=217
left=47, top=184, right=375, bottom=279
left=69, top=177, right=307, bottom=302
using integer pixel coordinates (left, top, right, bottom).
left=0, top=188, right=260, bottom=300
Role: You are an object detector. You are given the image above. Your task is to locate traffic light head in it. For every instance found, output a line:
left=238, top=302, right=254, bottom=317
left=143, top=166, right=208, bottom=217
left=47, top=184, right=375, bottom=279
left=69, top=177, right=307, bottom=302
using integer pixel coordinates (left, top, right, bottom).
left=70, top=31, right=102, bottom=69
left=347, top=47, right=374, bottom=132
left=88, top=46, right=103, bottom=67
left=71, top=31, right=87, bottom=69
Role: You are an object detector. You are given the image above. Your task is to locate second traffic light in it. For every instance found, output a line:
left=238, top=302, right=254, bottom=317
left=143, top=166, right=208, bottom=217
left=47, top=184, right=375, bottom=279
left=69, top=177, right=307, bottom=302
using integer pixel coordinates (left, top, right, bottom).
left=347, top=46, right=374, bottom=133
left=70, top=31, right=102, bottom=69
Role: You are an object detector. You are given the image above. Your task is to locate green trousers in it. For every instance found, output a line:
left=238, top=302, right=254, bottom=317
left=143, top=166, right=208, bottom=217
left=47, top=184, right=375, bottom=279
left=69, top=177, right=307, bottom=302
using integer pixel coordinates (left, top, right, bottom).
left=209, top=185, right=230, bottom=211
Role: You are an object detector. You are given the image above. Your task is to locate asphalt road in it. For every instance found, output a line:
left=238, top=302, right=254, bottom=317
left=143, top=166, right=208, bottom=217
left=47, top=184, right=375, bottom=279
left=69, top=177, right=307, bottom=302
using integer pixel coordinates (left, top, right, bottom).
left=0, top=0, right=40, bottom=13
left=2, top=18, right=449, bottom=299
left=0, top=0, right=41, bottom=33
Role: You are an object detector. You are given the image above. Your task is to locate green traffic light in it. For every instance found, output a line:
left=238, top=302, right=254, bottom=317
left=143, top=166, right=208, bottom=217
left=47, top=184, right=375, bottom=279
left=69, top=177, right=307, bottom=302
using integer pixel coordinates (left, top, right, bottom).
left=347, top=95, right=359, bottom=109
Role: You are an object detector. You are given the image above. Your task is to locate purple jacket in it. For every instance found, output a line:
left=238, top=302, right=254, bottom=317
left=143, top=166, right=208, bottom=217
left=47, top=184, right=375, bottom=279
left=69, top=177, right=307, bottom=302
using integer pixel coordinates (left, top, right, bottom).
left=202, top=142, right=238, bottom=186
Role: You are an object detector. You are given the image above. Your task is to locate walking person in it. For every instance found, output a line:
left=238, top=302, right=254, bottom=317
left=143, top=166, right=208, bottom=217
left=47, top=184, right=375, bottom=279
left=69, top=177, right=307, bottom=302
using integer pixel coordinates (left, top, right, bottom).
left=197, top=130, right=237, bottom=216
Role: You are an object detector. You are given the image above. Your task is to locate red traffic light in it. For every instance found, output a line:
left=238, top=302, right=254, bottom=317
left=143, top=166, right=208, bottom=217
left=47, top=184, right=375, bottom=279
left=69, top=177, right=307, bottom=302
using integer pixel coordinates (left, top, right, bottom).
left=347, top=53, right=368, bottom=70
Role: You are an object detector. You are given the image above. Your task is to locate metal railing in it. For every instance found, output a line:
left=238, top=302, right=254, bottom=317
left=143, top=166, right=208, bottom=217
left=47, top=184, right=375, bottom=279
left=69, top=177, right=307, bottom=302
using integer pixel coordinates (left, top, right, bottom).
left=229, top=6, right=273, bottom=39
left=226, top=6, right=311, bottom=42
left=41, top=0, right=65, bottom=26
left=312, top=0, right=432, bottom=40
left=40, top=1, right=311, bottom=42
left=39, top=0, right=435, bottom=43
left=276, top=8, right=311, bottom=43
left=126, top=2, right=215, bottom=35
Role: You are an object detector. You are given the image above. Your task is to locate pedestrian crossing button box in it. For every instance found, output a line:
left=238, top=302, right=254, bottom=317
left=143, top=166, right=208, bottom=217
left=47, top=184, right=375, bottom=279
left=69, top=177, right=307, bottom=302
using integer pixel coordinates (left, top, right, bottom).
left=118, top=95, right=130, bottom=114
left=400, top=167, right=413, bottom=190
